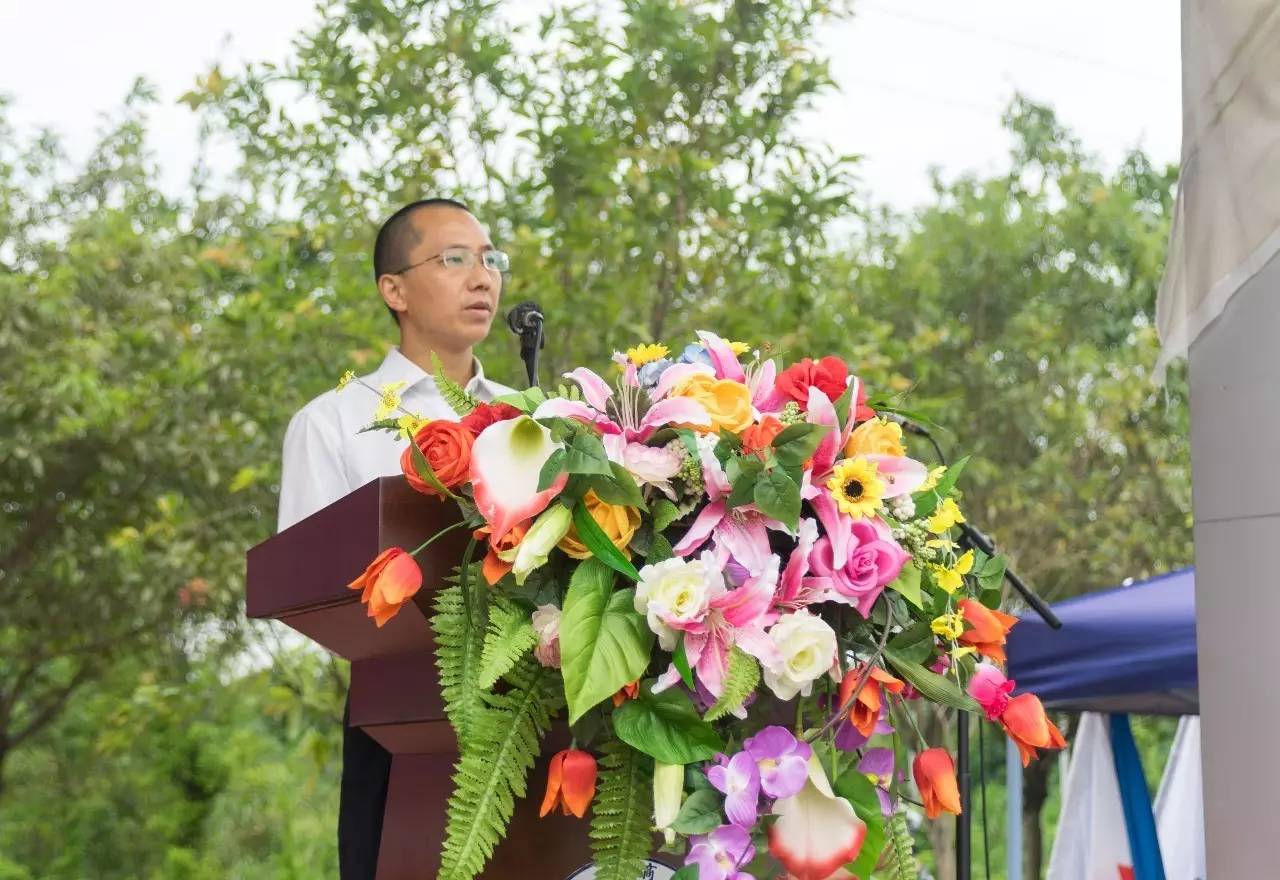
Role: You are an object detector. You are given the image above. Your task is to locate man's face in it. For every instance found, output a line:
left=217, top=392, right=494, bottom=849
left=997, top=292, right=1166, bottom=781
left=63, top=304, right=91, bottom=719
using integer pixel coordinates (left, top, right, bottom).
left=383, top=206, right=503, bottom=347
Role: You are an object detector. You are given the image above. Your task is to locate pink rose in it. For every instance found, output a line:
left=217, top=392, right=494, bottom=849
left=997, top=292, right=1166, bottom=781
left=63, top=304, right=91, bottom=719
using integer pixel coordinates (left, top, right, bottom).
left=808, top=520, right=910, bottom=617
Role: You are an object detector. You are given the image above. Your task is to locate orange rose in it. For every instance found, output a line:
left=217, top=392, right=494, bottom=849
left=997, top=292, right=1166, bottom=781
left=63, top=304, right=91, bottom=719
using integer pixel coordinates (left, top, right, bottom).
left=671, top=372, right=754, bottom=434
left=844, top=417, right=906, bottom=458
left=741, top=414, right=786, bottom=459
left=400, top=420, right=474, bottom=496
left=557, top=490, right=641, bottom=560
left=348, top=547, right=423, bottom=628
left=473, top=519, right=533, bottom=586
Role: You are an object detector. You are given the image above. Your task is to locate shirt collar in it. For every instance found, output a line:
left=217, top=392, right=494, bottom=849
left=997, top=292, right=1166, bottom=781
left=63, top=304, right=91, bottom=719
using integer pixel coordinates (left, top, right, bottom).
left=369, top=346, right=491, bottom=395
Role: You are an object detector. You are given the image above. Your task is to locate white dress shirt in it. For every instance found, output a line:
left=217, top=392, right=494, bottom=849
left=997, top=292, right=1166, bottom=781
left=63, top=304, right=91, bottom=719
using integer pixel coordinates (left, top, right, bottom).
left=277, top=346, right=516, bottom=531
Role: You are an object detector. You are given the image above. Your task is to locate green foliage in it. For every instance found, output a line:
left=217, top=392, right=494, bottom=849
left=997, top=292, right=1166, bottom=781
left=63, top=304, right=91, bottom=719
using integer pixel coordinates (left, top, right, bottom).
left=559, top=559, right=653, bottom=722
left=612, top=685, right=724, bottom=764
left=886, top=810, right=920, bottom=879
left=703, top=647, right=760, bottom=722
left=438, top=655, right=561, bottom=880
left=431, top=566, right=490, bottom=743
left=588, top=738, right=654, bottom=880
left=884, top=648, right=980, bottom=713
left=833, top=769, right=887, bottom=879
left=477, top=597, right=538, bottom=690
left=430, top=351, right=480, bottom=415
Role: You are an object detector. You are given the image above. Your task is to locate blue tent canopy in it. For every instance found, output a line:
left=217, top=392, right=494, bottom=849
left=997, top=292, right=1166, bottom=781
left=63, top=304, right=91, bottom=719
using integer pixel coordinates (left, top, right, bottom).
left=1005, top=567, right=1198, bottom=715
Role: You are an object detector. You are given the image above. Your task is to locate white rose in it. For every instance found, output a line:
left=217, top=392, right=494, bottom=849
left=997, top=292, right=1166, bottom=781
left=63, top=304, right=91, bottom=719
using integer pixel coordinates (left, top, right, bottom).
left=762, top=611, right=838, bottom=700
left=634, top=556, right=723, bottom=650
left=531, top=603, right=561, bottom=669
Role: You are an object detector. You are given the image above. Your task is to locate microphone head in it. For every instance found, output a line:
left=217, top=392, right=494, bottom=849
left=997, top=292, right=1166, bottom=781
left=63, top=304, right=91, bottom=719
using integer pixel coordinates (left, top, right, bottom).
left=506, top=300, right=544, bottom=334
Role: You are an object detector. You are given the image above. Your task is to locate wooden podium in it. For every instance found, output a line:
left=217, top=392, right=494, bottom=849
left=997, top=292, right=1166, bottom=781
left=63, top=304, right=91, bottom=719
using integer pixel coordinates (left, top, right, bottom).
left=246, top=477, right=609, bottom=879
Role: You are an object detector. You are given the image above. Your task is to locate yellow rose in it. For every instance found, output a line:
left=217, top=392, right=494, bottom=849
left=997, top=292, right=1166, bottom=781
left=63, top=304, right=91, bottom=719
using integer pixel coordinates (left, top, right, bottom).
left=844, top=417, right=906, bottom=458
left=557, top=491, right=641, bottom=560
left=671, top=372, right=754, bottom=434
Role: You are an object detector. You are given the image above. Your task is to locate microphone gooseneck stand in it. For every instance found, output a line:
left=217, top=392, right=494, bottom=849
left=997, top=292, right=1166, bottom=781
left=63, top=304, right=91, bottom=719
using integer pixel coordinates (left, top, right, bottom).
left=505, top=300, right=546, bottom=389
left=894, top=416, right=1061, bottom=880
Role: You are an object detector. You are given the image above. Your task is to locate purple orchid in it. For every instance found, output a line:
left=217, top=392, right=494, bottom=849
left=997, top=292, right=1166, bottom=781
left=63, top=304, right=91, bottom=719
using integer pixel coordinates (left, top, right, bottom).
left=685, top=824, right=757, bottom=880
left=857, top=747, right=897, bottom=816
left=743, top=726, right=812, bottom=800
left=706, top=752, right=762, bottom=827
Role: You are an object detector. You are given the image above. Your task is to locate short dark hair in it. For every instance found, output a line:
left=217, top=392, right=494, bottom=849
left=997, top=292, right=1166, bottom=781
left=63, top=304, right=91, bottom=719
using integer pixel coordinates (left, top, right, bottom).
left=373, top=197, right=473, bottom=325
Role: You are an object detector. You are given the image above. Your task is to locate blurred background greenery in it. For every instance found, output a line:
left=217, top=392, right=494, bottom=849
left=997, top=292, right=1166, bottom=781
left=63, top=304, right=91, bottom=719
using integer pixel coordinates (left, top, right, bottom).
left=0, top=0, right=1191, bottom=877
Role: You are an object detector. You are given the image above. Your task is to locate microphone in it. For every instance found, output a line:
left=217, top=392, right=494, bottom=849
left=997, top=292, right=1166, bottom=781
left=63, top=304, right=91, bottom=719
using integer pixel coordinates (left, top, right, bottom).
left=506, top=301, right=544, bottom=335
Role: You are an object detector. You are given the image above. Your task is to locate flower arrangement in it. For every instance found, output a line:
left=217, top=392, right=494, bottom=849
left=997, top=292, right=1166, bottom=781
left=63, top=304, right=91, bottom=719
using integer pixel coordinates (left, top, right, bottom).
left=344, top=333, right=1066, bottom=880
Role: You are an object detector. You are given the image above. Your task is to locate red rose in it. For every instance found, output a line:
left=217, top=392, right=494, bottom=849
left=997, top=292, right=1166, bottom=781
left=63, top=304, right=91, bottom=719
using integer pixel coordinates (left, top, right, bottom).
left=400, top=420, right=475, bottom=496
left=854, top=380, right=876, bottom=423
left=459, top=402, right=524, bottom=436
left=775, top=356, right=849, bottom=409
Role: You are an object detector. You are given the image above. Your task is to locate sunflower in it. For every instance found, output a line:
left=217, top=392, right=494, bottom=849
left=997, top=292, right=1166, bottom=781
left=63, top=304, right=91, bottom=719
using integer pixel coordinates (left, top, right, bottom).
left=826, top=457, right=886, bottom=519
left=625, top=343, right=670, bottom=367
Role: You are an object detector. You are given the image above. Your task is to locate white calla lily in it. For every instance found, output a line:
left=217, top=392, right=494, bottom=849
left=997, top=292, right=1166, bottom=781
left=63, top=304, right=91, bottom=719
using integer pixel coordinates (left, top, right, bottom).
left=470, top=415, right=568, bottom=542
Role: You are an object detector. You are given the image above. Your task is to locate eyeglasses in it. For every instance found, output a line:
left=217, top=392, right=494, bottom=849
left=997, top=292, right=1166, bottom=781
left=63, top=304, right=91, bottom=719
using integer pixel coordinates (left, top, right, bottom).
left=392, top=246, right=510, bottom=275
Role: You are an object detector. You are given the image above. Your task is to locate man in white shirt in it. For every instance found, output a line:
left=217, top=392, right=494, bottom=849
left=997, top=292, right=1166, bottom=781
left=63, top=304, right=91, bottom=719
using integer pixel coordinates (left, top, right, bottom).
left=276, top=198, right=516, bottom=879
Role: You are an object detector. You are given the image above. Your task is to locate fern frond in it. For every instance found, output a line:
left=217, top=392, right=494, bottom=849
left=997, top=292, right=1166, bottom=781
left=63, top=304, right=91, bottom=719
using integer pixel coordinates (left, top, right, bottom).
left=886, top=810, right=919, bottom=879
left=431, top=564, right=489, bottom=743
left=478, top=598, right=537, bottom=690
left=589, top=737, right=654, bottom=880
left=437, top=657, right=561, bottom=880
left=704, top=647, right=759, bottom=721
left=431, top=350, right=480, bottom=416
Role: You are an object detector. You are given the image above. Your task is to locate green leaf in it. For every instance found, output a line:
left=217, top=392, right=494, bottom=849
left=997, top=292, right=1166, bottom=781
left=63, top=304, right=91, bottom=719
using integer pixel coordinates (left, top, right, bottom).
left=646, top=532, right=674, bottom=566
left=753, top=467, right=801, bottom=527
left=408, top=436, right=460, bottom=500
left=651, top=497, right=680, bottom=531
left=589, top=737, right=654, bottom=880
left=833, top=769, right=888, bottom=880
left=913, top=455, right=970, bottom=518
left=672, top=635, right=695, bottom=690
left=587, top=461, right=645, bottom=507
left=671, top=789, right=721, bottom=835
left=726, top=455, right=764, bottom=508
left=978, top=553, right=1007, bottom=594
left=613, top=685, right=725, bottom=764
left=573, top=501, right=641, bottom=582
left=565, top=432, right=613, bottom=476
left=886, top=563, right=923, bottom=609
left=559, top=559, right=653, bottom=723
left=772, top=422, right=825, bottom=468
left=671, top=868, right=699, bottom=880
left=703, top=647, right=760, bottom=721
left=478, top=599, right=538, bottom=690
left=537, top=447, right=568, bottom=493
left=430, top=350, right=480, bottom=416
left=883, top=647, right=980, bottom=713
left=887, top=621, right=935, bottom=665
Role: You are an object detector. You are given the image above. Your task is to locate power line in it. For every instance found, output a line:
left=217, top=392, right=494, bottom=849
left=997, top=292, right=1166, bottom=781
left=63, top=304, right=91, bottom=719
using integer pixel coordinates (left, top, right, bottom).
left=859, top=1, right=1179, bottom=87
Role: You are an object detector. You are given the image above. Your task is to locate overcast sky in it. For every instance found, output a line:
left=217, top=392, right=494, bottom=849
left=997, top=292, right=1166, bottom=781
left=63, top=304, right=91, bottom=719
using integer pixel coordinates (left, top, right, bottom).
left=0, top=0, right=1181, bottom=210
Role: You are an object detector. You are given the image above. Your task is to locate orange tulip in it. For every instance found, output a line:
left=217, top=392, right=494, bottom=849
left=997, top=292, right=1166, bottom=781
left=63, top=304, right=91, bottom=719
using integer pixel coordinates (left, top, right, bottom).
left=539, top=748, right=598, bottom=818
left=1000, top=693, right=1067, bottom=767
left=957, top=599, right=1018, bottom=662
left=473, top=519, right=532, bottom=586
left=612, top=679, right=641, bottom=708
left=348, top=547, right=423, bottom=628
left=839, top=664, right=905, bottom=738
left=913, top=748, right=962, bottom=819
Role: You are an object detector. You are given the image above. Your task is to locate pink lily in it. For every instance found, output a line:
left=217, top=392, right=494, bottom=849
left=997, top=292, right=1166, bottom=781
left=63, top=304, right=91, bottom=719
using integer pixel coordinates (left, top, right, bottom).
left=773, top=517, right=832, bottom=612
left=655, top=545, right=780, bottom=698
left=694, top=330, right=747, bottom=383
left=532, top=366, right=712, bottom=442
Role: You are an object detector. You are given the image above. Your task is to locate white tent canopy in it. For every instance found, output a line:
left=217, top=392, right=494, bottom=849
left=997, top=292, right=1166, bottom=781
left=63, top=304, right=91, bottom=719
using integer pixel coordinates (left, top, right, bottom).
left=1155, top=0, right=1280, bottom=377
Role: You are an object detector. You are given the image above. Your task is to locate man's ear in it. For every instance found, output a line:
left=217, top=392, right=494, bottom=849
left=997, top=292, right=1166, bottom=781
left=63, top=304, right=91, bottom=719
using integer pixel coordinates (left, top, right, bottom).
left=378, top=274, right=408, bottom=317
